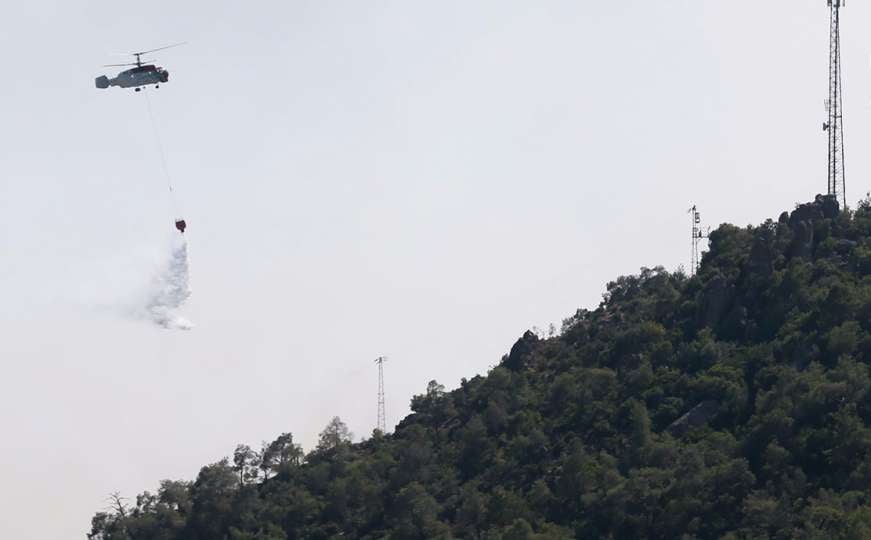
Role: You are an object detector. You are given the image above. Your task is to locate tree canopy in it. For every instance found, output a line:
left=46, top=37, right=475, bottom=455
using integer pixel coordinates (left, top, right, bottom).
left=89, top=196, right=871, bottom=539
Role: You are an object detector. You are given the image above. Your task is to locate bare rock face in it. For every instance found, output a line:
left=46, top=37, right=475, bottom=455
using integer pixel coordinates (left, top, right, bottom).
left=789, top=194, right=839, bottom=226
left=668, top=400, right=720, bottom=437
left=820, top=194, right=840, bottom=219
left=789, top=220, right=814, bottom=260
left=786, top=195, right=840, bottom=260
left=504, top=330, right=539, bottom=371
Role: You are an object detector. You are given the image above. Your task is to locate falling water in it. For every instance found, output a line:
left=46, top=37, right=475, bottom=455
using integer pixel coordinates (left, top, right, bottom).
left=145, top=234, right=193, bottom=330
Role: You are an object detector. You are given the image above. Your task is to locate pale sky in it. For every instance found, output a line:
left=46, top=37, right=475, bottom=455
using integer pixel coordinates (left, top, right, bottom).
left=1, top=1, right=870, bottom=538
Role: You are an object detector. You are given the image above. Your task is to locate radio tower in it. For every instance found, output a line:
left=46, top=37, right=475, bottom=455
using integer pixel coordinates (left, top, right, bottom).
left=689, top=205, right=708, bottom=276
left=374, top=356, right=387, bottom=433
left=824, top=0, right=846, bottom=208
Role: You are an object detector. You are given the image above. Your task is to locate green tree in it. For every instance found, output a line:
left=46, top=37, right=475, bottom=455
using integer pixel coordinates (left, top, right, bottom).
left=317, top=416, right=353, bottom=451
left=233, top=444, right=257, bottom=486
left=188, top=459, right=237, bottom=538
left=261, top=433, right=303, bottom=477
left=390, top=483, right=450, bottom=539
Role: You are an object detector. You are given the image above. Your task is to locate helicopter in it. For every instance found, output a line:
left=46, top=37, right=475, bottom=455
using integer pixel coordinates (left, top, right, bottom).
left=95, top=43, right=185, bottom=92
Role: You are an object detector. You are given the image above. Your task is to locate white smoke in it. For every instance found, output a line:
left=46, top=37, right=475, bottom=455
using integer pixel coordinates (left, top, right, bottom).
left=144, top=234, right=193, bottom=330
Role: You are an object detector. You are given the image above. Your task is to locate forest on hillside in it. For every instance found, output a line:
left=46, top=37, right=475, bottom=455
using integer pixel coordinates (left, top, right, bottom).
left=89, top=195, right=871, bottom=539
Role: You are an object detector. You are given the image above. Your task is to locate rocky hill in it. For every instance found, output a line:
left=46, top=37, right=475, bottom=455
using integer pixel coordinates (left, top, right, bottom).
left=89, top=195, right=871, bottom=539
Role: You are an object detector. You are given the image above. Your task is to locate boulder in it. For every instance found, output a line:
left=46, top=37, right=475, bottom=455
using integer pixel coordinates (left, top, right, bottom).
left=789, top=194, right=839, bottom=226
left=504, top=330, right=539, bottom=371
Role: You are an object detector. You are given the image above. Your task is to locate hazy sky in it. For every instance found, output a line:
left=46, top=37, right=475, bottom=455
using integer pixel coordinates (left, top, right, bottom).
left=2, top=1, right=870, bottom=537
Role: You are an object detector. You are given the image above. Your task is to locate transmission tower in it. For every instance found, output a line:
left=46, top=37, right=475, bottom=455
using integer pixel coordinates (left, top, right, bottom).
left=824, top=0, right=846, bottom=208
left=689, top=205, right=709, bottom=276
left=374, top=356, right=387, bottom=433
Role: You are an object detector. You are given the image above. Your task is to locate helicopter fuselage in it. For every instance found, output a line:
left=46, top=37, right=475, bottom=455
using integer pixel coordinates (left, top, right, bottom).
left=96, top=65, right=169, bottom=90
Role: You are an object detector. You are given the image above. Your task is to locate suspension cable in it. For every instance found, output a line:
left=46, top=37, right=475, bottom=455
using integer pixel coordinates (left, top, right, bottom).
left=143, top=91, right=175, bottom=196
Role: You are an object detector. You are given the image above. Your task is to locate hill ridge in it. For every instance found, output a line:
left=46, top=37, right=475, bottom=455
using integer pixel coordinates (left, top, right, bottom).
left=89, top=196, right=871, bottom=539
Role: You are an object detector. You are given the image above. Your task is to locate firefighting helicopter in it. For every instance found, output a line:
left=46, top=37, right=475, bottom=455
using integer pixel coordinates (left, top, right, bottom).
left=95, top=43, right=185, bottom=92
left=95, top=43, right=190, bottom=234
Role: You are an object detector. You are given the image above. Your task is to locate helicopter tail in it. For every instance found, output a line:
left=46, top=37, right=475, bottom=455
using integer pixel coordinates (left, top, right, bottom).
left=95, top=75, right=110, bottom=89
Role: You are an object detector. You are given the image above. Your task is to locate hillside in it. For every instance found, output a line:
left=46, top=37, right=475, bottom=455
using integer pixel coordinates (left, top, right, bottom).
left=89, top=195, right=871, bottom=539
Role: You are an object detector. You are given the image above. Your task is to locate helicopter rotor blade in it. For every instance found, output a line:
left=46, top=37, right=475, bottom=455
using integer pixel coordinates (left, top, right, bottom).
left=133, top=42, right=187, bottom=56
left=103, top=63, right=138, bottom=67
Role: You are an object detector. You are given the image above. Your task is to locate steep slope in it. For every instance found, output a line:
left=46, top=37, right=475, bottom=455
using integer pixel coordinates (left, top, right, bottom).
left=89, top=196, right=871, bottom=539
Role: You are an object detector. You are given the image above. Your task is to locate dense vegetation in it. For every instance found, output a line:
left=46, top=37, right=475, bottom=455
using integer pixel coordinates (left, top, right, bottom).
left=90, top=195, right=871, bottom=539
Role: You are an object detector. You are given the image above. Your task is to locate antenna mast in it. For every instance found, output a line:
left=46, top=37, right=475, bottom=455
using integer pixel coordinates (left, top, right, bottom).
left=689, top=205, right=708, bottom=276
left=374, top=356, right=387, bottom=433
left=824, top=0, right=846, bottom=208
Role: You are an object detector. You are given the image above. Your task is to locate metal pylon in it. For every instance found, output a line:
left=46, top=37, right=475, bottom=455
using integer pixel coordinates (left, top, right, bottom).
left=375, top=356, right=387, bottom=433
left=825, top=0, right=846, bottom=208
left=689, top=205, right=708, bottom=276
